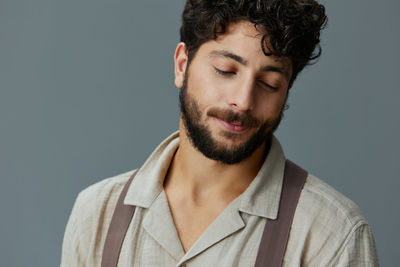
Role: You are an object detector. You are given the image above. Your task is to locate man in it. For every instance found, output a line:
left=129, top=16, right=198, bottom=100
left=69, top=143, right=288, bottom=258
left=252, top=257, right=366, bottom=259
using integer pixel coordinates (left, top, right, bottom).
left=61, top=0, right=379, bottom=266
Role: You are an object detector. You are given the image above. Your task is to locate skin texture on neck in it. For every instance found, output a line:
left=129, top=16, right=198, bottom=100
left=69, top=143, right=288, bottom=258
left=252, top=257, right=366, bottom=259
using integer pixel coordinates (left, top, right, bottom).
left=164, top=118, right=267, bottom=206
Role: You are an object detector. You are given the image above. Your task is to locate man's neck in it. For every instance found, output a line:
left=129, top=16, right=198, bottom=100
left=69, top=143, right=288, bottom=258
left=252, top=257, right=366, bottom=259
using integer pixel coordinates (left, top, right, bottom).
left=163, top=124, right=268, bottom=206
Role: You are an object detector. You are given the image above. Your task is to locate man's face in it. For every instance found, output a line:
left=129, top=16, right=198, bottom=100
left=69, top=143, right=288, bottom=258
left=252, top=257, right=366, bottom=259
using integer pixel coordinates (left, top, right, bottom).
left=174, top=20, right=292, bottom=164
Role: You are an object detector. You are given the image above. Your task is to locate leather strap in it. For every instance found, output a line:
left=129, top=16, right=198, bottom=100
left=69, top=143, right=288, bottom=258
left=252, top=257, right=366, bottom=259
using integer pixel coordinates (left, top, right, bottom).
left=254, top=160, right=308, bottom=267
left=101, top=160, right=307, bottom=267
left=101, top=171, right=138, bottom=267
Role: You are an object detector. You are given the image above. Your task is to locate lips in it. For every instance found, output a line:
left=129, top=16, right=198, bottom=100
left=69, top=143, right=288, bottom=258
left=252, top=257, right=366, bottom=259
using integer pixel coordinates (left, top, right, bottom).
left=215, top=118, right=249, bottom=132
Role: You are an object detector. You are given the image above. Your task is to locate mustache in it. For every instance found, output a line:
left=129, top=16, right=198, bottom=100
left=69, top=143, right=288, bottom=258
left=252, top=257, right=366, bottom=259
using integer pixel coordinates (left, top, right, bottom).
left=207, top=108, right=261, bottom=128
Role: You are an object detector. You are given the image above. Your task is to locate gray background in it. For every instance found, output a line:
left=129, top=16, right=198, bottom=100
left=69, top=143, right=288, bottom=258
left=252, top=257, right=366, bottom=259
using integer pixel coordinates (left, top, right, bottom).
left=0, top=0, right=398, bottom=266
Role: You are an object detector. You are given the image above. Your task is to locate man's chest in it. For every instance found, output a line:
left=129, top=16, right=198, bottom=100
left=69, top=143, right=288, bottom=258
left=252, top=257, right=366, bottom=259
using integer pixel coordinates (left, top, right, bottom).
left=165, top=195, right=233, bottom=253
left=162, top=162, right=245, bottom=253
left=120, top=199, right=263, bottom=267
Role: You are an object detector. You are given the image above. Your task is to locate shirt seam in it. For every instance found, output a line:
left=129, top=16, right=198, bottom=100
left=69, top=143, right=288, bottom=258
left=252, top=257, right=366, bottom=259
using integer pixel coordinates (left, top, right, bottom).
left=302, top=178, right=365, bottom=226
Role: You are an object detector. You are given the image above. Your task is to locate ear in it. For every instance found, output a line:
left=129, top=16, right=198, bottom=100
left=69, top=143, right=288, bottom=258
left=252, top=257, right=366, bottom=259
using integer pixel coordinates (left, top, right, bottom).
left=174, top=42, right=189, bottom=88
left=288, top=81, right=294, bottom=91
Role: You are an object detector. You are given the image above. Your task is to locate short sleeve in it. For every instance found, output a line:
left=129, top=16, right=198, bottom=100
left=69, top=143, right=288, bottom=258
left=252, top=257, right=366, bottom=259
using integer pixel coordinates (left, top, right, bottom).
left=334, top=223, right=379, bottom=267
left=60, top=173, right=131, bottom=267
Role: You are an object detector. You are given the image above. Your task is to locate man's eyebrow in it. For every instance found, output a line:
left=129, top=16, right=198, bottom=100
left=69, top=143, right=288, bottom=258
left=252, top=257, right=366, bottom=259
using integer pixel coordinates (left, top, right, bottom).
left=209, top=50, right=248, bottom=66
left=209, top=49, right=291, bottom=80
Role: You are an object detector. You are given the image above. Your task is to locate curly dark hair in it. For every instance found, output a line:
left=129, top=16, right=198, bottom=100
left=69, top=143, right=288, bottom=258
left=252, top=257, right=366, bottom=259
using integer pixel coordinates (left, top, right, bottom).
left=180, top=0, right=327, bottom=83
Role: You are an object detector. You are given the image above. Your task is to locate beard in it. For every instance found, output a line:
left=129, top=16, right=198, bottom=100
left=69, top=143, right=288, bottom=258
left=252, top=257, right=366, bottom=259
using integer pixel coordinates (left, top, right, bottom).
left=179, top=76, right=286, bottom=165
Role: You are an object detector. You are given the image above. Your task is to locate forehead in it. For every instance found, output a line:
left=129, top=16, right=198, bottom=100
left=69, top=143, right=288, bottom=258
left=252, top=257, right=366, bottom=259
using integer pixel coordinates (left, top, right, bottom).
left=197, top=20, right=292, bottom=73
left=223, top=20, right=265, bottom=40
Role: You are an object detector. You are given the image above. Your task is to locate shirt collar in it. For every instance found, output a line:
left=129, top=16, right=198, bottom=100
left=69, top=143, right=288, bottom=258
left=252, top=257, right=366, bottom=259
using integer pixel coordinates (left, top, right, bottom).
left=124, top=131, right=180, bottom=208
left=124, top=131, right=286, bottom=220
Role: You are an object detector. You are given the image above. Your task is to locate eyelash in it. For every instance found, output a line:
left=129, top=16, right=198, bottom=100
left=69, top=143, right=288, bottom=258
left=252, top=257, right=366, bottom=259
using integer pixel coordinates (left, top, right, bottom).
left=214, top=67, right=235, bottom=76
left=213, top=67, right=279, bottom=91
left=259, top=81, right=279, bottom=91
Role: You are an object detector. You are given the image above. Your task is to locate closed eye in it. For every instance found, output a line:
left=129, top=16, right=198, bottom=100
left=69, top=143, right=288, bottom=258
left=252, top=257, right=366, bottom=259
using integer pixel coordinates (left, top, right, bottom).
left=214, top=67, right=235, bottom=76
left=259, top=80, right=279, bottom=91
left=214, top=66, right=279, bottom=91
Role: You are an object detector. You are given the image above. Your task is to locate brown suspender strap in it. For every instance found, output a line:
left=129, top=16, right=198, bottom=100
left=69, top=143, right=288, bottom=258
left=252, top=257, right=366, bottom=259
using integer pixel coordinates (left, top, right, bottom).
left=101, top=160, right=307, bottom=267
left=101, top=171, right=138, bottom=267
left=254, top=160, right=308, bottom=267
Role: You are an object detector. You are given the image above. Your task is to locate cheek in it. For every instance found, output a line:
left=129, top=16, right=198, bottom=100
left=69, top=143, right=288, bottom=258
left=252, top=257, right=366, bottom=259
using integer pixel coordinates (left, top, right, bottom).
left=258, top=91, right=288, bottom=118
left=187, top=73, right=225, bottom=106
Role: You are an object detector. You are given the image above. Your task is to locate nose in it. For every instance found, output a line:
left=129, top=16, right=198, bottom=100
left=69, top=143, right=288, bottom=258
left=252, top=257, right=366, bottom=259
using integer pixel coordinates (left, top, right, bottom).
left=228, top=75, right=256, bottom=112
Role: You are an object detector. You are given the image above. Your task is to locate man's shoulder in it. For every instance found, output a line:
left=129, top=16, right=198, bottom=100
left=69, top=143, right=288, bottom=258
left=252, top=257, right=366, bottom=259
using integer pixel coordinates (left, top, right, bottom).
left=72, top=169, right=137, bottom=222
left=286, top=173, right=378, bottom=265
left=61, top=169, right=138, bottom=265
left=288, top=173, right=369, bottom=260
left=300, top=174, right=366, bottom=227
left=79, top=170, right=136, bottom=199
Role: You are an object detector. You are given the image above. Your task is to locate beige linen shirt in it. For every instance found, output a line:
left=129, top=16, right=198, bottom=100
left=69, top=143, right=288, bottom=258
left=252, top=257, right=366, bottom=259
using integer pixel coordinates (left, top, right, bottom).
left=61, top=132, right=379, bottom=266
